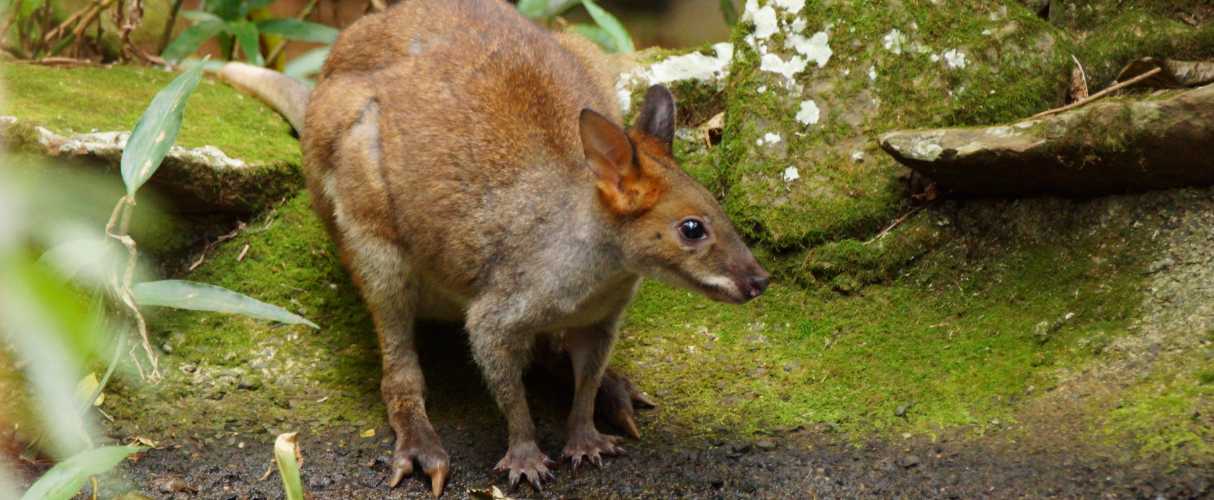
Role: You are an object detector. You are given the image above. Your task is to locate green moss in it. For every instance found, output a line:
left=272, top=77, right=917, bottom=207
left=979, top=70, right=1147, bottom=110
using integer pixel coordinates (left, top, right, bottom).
left=1072, top=10, right=1214, bottom=86
left=1, top=62, right=300, bottom=166
left=720, top=1, right=1073, bottom=254
left=94, top=184, right=1211, bottom=468
left=617, top=206, right=1151, bottom=437
left=1102, top=361, right=1213, bottom=465
left=800, top=210, right=946, bottom=291
left=106, top=192, right=385, bottom=435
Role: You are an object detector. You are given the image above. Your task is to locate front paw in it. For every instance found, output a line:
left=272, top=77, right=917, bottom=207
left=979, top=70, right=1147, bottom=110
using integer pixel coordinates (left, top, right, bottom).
left=494, top=441, right=555, bottom=491
left=562, top=428, right=624, bottom=471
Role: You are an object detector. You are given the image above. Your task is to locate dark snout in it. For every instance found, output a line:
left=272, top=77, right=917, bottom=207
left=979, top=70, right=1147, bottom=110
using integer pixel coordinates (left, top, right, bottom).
left=745, top=272, right=770, bottom=299
left=731, top=259, right=770, bottom=303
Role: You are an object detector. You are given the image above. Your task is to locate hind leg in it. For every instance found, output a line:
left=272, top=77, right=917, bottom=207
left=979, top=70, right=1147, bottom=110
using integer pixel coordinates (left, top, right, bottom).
left=321, top=101, right=449, bottom=496
left=533, top=337, right=655, bottom=439
left=345, top=236, right=449, bottom=496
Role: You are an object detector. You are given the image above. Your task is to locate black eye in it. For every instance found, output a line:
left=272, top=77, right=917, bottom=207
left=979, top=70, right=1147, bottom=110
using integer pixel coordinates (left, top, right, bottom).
left=678, top=218, right=707, bottom=241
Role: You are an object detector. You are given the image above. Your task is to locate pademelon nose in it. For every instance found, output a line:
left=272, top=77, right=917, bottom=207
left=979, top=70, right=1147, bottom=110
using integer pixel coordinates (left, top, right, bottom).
left=747, top=275, right=770, bottom=298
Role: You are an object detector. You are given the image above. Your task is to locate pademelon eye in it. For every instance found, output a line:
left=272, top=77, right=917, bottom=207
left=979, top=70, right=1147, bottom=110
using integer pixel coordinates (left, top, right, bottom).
left=678, top=218, right=707, bottom=241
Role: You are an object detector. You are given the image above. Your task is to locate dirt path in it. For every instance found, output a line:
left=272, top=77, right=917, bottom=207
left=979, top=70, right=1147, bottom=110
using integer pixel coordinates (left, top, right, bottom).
left=114, top=418, right=1211, bottom=499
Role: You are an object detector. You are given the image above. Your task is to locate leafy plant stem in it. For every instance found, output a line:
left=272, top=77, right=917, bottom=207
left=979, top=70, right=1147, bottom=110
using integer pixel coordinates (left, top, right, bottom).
left=104, top=196, right=159, bottom=382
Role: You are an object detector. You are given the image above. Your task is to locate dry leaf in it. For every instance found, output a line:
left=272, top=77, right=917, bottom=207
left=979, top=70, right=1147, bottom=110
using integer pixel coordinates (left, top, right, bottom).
left=75, top=372, right=104, bottom=406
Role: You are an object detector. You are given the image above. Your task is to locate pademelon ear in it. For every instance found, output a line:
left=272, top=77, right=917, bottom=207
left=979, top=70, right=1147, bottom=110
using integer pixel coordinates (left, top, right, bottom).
left=579, top=108, right=663, bottom=215
left=633, top=85, right=676, bottom=147
left=579, top=108, right=634, bottom=185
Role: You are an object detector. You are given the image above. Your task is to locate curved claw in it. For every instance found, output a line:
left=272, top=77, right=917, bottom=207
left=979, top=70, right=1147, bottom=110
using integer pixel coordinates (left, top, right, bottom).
left=495, top=443, right=554, bottom=492
left=615, top=411, right=641, bottom=440
left=388, top=442, right=450, bottom=496
left=389, top=457, right=413, bottom=488
left=597, top=370, right=656, bottom=439
left=631, top=390, right=657, bottom=409
left=424, top=462, right=449, bottom=497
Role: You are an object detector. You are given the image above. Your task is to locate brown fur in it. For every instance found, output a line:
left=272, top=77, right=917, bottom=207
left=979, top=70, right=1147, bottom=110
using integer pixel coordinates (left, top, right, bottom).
left=291, top=0, right=768, bottom=494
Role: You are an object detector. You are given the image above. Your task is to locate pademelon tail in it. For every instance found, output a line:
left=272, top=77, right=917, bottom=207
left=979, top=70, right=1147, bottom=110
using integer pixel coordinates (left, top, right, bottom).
left=218, top=62, right=311, bottom=133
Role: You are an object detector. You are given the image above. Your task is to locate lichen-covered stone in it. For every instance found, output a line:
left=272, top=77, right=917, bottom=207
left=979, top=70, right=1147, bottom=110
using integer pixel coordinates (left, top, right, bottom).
left=717, top=0, right=1214, bottom=272
left=720, top=1, right=1076, bottom=253
left=1, top=62, right=303, bottom=215
left=880, top=84, right=1214, bottom=196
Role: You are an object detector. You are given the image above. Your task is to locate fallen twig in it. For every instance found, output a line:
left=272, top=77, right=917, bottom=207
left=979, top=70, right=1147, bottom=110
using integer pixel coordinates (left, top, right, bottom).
left=188, top=222, right=246, bottom=271
left=865, top=204, right=928, bottom=245
left=1031, top=67, right=1162, bottom=119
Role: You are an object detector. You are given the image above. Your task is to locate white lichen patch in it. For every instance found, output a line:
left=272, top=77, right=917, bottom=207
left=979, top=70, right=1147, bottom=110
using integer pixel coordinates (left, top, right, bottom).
left=743, top=0, right=832, bottom=84
left=788, top=31, right=833, bottom=68
left=795, top=100, right=820, bottom=125
left=943, top=49, right=968, bottom=69
left=648, top=43, right=734, bottom=83
left=615, top=43, right=733, bottom=112
left=15, top=120, right=249, bottom=170
left=756, top=132, right=783, bottom=146
left=790, top=17, right=807, bottom=33
left=783, top=166, right=800, bottom=182
left=760, top=53, right=808, bottom=81
left=908, top=138, right=945, bottom=161
left=749, top=3, right=779, bottom=39
left=882, top=29, right=907, bottom=55
left=868, top=66, right=878, bottom=81
left=774, top=0, right=804, bottom=13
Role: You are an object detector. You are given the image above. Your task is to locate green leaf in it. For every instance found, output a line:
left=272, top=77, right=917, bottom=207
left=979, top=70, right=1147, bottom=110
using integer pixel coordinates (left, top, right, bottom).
left=274, top=433, right=305, bottom=500
left=257, top=18, right=339, bottom=44
left=516, top=0, right=547, bottom=18
left=517, top=0, right=579, bottom=19
left=21, top=446, right=142, bottom=500
left=284, top=47, right=329, bottom=80
left=181, top=9, right=222, bottom=23
left=133, top=280, right=319, bottom=328
left=569, top=23, right=616, bottom=53
left=38, top=238, right=121, bottom=287
left=581, top=0, right=633, bottom=53
left=206, top=0, right=244, bottom=21
left=245, top=0, right=273, bottom=12
left=161, top=19, right=227, bottom=63
left=119, top=63, right=205, bottom=195
left=719, top=0, right=739, bottom=26
left=229, top=20, right=265, bottom=67
left=0, top=256, right=109, bottom=457
left=18, top=0, right=46, bottom=20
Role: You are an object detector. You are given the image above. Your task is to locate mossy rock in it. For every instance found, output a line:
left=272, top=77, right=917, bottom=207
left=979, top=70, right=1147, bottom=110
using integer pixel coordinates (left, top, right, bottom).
left=1, top=62, right=303, bottom=215
left=718, top=0, right=1214, bottom=278
left=720, top=1, right=1075, bottom=254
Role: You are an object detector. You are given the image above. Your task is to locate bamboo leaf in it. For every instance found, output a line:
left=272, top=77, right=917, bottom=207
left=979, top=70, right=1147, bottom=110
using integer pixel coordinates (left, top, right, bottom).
left=274, top=433, right=305, bottom=500
left=120, top=63, right=205, bottom=195
left=257, top=18, right=338, bottom=44
left=569, top=23, right=616, bottom=53
left=1, top=257, right=109, bottom=458
left=133, top=280, right=319, bottom=328
left=719, top=0, right=739, bottom=26
left=160, top=19, right=227, bottom=63
left=20, top=446, right=142, bottom=500
left=581, top=0, right=633, bottom=53
left=180, top=9, right=222, bottom=23
left=229, top=20, right=264, bottom=67
left=284, top=47, right=329, bottom=80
